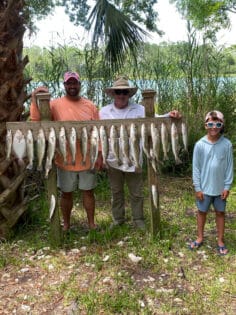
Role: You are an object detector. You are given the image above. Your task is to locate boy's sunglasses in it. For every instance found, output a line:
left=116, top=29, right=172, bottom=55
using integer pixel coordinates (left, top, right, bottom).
left=205, top=122, right=223, bottom=128
left=114, top=89, right=130, bottom=95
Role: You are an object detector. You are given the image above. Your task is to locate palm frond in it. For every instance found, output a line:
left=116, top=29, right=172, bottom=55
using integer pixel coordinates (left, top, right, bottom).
left=88, top=0, right=149, bottom=71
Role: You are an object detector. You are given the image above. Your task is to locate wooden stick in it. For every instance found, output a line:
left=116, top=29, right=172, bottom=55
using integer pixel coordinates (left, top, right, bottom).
left=36, top=93, right=62, bottom=247
left=142, top=89, right=161, bottom=238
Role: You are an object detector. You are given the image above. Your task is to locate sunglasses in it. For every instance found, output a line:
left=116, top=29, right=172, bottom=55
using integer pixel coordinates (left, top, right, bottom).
left=205, top=122, right=223, bottom=128
left=114, top=89, right=130, bottom=95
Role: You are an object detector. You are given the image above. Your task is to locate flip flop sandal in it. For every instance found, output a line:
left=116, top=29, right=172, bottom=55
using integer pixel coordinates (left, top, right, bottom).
left=189, top=241, right=203, bottom=250
left=217, top=245, right=228, bottom=256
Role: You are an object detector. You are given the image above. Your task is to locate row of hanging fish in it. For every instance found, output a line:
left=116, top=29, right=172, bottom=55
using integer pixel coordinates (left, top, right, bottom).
left=142, top=121, right=188, bottom=173
left=5, top=121, right=188, bottom=177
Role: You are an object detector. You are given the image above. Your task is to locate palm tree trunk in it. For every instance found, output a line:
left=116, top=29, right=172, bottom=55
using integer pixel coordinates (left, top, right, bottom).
left=0, top=0, right=29, bottom=238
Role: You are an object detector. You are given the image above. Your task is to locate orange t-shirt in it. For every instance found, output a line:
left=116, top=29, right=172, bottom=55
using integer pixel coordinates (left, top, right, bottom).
left=30, top=96, right=99, bottom=171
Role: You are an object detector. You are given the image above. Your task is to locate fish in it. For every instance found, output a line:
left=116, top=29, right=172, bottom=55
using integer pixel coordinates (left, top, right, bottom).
left=49, top=194, right=56, bottom=220
left=129, top=123, right=141, bottom=171
left=12, top=129, right=26, bottom=167
left=150, top=123, right=161, bottom=162
left=37, top=128, right=46, bottom=171
left=81, top=126, right=88, bottom=165
left=59, top=126, right=67, bottom=165
left=151, top=185, right=158, bottom=208
left=5, top=129, right=12, bottom=160
left=99, top=125, right=109, bottom=166
left=110, top=125, right=122, bottom=165
left=149, top=148, right=158, bottom=173
left=120, top=124, right=131, bottom=167
left=161, top=122, right=169, bottom=161
left=69, top=127, right=77, bottom=165
left=181, top=122, right=188, bottom=152
left=45, top=127, right=56, bottom=178
left=171, top=122, right=182, bottom=164
left=26, top=129, right=34, bottom=170
left=90, top=125, right=99, bottom=169
left=141, top=123, right=150, bottom=159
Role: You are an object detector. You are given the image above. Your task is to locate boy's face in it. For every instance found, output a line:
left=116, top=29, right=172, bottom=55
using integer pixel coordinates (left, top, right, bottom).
left=205, top=118, right=223, bottom=138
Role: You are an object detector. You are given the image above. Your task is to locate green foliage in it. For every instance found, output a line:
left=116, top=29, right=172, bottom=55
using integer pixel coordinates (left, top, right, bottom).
left=87, top=0, right=148, bottom=72
left=23, top=38, right=236, bottom=164
left=57, top=0, right=159, bottom=32
left=171, top=0, right=232, bottom=30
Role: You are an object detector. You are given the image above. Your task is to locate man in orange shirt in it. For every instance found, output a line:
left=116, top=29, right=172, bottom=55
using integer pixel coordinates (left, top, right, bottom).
left=30, top=71, right=102, bottom=231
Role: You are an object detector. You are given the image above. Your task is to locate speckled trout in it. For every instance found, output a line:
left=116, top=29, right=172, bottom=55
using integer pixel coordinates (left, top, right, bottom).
left=90, top=125, right=99, bottom=169
left=81, top=126, right=88, bottom=165
left=59, top=126, right=67, bottom=165
left=161, top=122, right=169, bottom=161
left=141, top=123, right=150, bottom=159
left=45, top=127, right=56, bottom=178
left=5, top=129, right=12, bottom=161
left=150, top=123, right=160, bottom=162
left=37, top=128, right=46, bottom=171
left=120, top=124, right=131, bottom=167
left=181, top=122, right=188, bottom=152
left=12, top=129, right=26, bottom=167
left=110, top=125, right=121, bottom=165
left=99, top=125, right=108, bottom=166
left=26, top=129, right=34, bottom=170
left=171, top=122, right=182, bottom=164
left=130, top=123, right=141, bottom=171
left=69, top=127, right=77, bottom=165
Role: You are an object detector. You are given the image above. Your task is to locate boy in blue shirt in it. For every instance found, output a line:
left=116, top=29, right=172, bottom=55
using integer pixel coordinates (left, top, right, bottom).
left=190, top=110, right=233, bottom=255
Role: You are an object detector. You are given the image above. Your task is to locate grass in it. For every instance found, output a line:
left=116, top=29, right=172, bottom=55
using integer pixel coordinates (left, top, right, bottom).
left=0, top=175, right=235, bottom=314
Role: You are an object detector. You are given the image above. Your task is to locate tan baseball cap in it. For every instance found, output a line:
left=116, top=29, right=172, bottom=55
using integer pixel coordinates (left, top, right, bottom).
left=205, top=110, right=224, bottom=122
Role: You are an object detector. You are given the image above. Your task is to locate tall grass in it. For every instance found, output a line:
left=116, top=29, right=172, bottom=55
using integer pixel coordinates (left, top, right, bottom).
left=24, top=39, right=236, bottom=162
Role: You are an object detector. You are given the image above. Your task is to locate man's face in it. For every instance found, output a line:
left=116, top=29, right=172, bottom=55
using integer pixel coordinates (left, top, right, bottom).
left=64, top=79, right=81, bottom=98
left=113, top=89, right=130, bottom=109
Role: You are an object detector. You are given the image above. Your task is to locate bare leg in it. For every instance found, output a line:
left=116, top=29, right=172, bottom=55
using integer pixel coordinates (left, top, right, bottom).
left=196, top=210, right=207, bottom=243
left=190, top=210, right=207, bottom=249
left=82, top=189, right=96, bottom=229
left=60, top=191, right=73, bottom=231
left=215, top=211, right=225, bottom=247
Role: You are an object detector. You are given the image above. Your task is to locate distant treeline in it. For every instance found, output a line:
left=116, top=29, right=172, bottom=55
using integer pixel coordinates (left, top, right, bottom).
left=23, top=41, right=236, bottom=165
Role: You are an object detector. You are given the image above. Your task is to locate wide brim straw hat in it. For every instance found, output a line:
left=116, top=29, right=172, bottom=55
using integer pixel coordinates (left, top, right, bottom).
left=105, top=76, right=138, bottom=97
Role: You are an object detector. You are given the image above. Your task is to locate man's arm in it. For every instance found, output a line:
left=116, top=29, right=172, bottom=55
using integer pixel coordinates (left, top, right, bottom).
left=155, top=110, right=182, bottom=119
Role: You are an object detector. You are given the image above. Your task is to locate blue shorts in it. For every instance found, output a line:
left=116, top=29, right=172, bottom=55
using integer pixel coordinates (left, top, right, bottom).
left=196, top=194, right=226, bottom=212
left=57, top=168, right=97, bottom=192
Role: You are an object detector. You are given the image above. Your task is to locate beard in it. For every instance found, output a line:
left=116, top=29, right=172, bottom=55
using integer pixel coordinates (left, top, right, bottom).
left=66, top=87, right=80, bottom=97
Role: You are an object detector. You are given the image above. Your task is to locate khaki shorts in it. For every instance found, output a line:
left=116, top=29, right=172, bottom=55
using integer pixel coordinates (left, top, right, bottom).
left=57, top=168, right=97, bottom=192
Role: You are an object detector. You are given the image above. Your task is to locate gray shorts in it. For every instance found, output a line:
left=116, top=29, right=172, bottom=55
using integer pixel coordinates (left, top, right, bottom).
left=57, top=168, right=97, bottom=192
left=196, top=194, right=226, bottom=212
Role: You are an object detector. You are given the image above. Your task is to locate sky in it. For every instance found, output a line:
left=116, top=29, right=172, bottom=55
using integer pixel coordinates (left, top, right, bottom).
left=23, top=0, right=236, bottom=48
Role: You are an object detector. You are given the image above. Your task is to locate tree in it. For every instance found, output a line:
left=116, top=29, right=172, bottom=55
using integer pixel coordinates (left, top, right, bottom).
left=0, top=0, right=30, bottom=237
left=170, top=0, right=235, bottom=38
left=24, top=0, right=161, bottom=72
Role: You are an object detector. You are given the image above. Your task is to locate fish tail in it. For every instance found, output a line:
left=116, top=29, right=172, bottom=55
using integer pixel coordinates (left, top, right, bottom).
left=175, top=157, right=182, bottom=165
left=26, top=163, right=33, bottom=170
left=37, top=164, right=43, bottom=171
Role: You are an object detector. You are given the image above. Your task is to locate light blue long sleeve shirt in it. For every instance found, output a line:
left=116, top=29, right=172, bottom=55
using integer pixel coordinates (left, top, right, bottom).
left=192, top=135, right=233, bottom=195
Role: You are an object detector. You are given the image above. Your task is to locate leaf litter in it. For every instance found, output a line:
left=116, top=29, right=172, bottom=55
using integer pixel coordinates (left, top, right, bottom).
left=0, top=176, right=235, bottom=314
